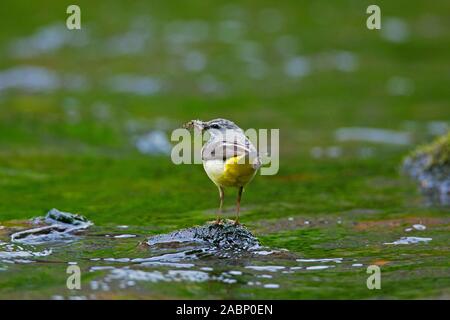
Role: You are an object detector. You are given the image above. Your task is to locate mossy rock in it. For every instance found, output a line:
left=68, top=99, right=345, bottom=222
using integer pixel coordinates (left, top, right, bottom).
left=403, top=132, right=450, bottom=203
left=406, top=132, right=450, bottom=170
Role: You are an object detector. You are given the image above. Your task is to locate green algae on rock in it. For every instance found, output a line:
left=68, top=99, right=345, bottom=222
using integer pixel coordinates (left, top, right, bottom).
left=403, top=132, right=450, bottom=204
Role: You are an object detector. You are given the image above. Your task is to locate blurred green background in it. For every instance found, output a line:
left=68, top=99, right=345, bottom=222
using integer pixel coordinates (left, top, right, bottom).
left=0, top=0, right=449, bottom=299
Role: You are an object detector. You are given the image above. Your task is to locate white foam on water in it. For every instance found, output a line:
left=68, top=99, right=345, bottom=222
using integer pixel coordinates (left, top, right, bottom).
left=90, top=266, right=115, bottom=271
left=105, top=268, right=210, bottom=284
left=306, top=265, right=335, bottom=270
left=90, top=281, right=109, bottom=291
left=245, top=265, right=285, bottom=272
left=228, top=270, right=242, bottom=275
left=131, top=251, right=192, bottom=264
left=167, top=270, right=210, bottom=282
left=103, top=258, right=131, bottom=263
left=200, top=267, right=213, bottom=271
left=384, top=237, right=432, bottom=245
left=144, top=262, right=195, bottom=269
left=296, top=258, right=342, bottom=263
left=263, top=283, right=280, bottom=289
left=253, top=250, right=276, bottom=256
left=113, top=234, right=137, bottom=239
left=0, top=247, right=52, bottom=261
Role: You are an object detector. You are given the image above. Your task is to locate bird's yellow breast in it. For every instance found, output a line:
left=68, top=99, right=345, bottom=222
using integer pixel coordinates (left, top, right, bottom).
left=203, top=155, right=257, bottom=188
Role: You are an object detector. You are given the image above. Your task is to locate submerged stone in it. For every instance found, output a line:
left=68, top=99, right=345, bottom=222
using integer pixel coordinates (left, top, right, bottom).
left=147, top=221, right=260, bottom=251
left=11, top=208, right=93, bottom=245
left=403, top=132, right=450, bottom=205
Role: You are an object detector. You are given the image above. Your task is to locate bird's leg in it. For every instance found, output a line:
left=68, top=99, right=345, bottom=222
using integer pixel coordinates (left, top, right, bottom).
left=216, top=186, right=224, bottom=224
left=234, top=186, right=243, bottom=225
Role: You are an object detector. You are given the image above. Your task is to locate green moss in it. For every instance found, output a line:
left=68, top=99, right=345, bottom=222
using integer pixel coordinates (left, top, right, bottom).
left=408, top=132, right=450, bottom=169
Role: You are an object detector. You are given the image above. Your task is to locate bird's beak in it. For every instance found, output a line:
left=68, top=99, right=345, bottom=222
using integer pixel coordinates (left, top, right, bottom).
left=182, top=120, right=206, bottom=131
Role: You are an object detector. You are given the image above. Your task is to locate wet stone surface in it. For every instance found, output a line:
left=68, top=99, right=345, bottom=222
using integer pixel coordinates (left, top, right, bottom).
left=147, top=221, right=261, bottom=251
left=10, top=208, right=93, bottom=245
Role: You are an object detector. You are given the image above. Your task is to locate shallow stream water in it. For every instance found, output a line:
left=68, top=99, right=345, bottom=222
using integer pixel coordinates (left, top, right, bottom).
left=1, top=208, right=448, bottom=299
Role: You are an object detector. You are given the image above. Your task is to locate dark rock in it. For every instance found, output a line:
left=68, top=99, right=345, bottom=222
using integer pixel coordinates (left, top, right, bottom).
left=147, top=221, right=260, bottom=251
left=11, top=208, right=93, bottom=244
left=44, top=208, right=90, bottom=226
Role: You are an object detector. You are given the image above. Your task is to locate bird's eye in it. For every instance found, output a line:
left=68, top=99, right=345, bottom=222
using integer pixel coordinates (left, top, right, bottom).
left=209, top=124, right=220, bottom=129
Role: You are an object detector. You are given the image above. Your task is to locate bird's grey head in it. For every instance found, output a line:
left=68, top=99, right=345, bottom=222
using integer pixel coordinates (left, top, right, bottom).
left=183, top=118, right=240, bottom=131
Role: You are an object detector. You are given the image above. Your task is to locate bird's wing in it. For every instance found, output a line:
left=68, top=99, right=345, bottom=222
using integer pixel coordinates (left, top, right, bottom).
left=202, top=134, right=259, bottom=165
left=201, top=140, right=247, bottom=161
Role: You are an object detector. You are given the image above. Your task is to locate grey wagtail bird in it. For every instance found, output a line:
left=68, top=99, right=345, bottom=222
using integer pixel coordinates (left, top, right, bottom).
left=183, top=118, right=261, bottom=225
